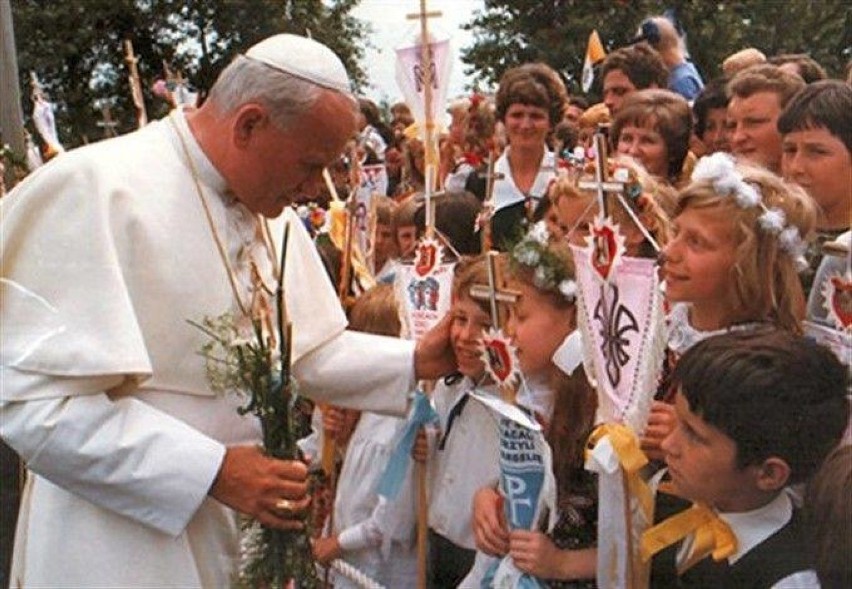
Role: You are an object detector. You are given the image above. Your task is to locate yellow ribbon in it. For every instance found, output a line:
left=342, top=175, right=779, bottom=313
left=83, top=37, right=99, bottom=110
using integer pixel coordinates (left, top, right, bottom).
left=640, top=500, right=738, bottom=574
left=586, top=423, right=654, bottom=519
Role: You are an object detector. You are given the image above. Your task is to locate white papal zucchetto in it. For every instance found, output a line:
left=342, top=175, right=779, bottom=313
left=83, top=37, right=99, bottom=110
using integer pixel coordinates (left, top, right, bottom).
left=244, top=34, right=352, bottom=95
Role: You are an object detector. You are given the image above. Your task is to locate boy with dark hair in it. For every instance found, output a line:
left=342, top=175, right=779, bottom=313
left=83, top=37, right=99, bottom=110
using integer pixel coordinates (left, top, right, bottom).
left=647, top=329, right=849, bottom=588
left=393, top=193, right=423, bottom=258
left=777, top=80, right=852, bottom=297
left=692, top=77, right=730, bottom=154
left=600, top=43, right=670, bottom=115
left=413, top=191, right=483, bottom=256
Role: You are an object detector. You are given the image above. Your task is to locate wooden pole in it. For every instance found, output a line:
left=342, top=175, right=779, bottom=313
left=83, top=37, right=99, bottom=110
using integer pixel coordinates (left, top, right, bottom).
left=478, top=153, right=504, bottom=252
left=416, top=458, right=429, bottom=589
left=124, top=39, right=148, bottom=128
left=403, top=8, right=443, bottom=585
left=0, top=0, right=26, bottom=189
left=469, top=252, right=521, bottom=403
left=406, top=0, right=442, bottom=235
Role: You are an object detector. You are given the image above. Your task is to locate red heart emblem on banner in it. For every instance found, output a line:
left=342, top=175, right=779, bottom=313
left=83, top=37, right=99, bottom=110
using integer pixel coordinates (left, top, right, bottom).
left=483, top=337, right=514, bottom=384
left=415, top=242, right=437, bottom=277
left=591, top=225, right=618, bottom=281
left=829, top=276, right=852, bottom=329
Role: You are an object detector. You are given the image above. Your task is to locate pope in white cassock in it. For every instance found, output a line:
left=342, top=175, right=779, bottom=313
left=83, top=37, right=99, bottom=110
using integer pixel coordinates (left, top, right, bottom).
left=0, top=34, right=454, bottom=587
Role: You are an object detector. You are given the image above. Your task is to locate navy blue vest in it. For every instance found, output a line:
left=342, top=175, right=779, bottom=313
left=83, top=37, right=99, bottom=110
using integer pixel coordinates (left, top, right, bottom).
left=650, top=493, right=812, bottom=588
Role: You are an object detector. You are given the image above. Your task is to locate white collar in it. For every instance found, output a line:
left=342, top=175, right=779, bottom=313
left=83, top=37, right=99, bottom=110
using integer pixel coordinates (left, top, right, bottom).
left=666, top=303, right=763, bottom=356
left=719, top=490, right=793, bottom=564
left=167, top=108, right=230, bottom=196
left=466, top=376, right=499, bottom=396
left=492, top=147, right=556, bottom=210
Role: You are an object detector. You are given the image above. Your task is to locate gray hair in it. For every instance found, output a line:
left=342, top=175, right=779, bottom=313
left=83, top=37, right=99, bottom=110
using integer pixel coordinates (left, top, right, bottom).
left=206, top=55, right=323, bottom=129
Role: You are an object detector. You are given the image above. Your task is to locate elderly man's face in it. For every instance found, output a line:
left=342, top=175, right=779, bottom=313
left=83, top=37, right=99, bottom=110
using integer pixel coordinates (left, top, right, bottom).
left=236, top=91, right=357, bottom=217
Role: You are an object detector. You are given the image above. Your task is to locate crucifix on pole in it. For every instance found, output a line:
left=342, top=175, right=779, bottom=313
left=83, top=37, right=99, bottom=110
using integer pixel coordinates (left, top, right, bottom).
left=477, top=152, right=505, bottom=252
left=469, top=251, right=521, bottom=403
left=96, top=103, right=119, bottom=138
left=577, top=132, right=628, bottom=268
left=578, top=133, right=661, bottom=257
left=406, top=0, right=442, bottom=229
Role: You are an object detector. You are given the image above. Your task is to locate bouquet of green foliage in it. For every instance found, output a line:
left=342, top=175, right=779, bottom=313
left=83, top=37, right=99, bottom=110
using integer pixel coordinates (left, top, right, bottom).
left=191, top=225, right=318, bottom=588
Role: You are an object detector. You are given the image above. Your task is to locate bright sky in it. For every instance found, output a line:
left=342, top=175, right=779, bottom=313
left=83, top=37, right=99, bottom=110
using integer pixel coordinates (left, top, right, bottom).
left=352, top=0, right=485, bottom=106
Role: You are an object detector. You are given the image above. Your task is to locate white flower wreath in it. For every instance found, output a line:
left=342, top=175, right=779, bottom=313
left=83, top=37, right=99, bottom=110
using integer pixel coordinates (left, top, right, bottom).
left=511, top=221, right=578, bottom=302
left=691, top=153, right=807, bottom=270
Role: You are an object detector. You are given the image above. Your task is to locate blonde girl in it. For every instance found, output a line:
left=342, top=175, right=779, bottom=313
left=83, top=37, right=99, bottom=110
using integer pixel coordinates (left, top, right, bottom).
left=662, top=153, right=816, bottom=340
left=643, top=154, right=817, bottom=459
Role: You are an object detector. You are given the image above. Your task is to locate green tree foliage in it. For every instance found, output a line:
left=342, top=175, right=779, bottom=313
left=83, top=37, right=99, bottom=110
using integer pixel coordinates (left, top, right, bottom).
left=461, top=0, right=851, bottom=95
left=11, top=0, right=370, bottom=147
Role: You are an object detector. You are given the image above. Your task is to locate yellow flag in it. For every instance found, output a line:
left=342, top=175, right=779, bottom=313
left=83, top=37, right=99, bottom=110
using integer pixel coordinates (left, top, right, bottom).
left=581, top=30, right=606, bottom=93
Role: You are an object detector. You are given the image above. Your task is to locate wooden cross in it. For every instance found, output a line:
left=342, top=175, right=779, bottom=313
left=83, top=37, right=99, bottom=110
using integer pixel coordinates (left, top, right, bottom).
left=96, top=103, right=119, bottom=138
left=29, top=71, right=45, bottom=102
left=477, top=152, right=505, bottom=252
left=577, top=132, right=629, bottom=265
left=422, top=188, right=448, bottom=239
left=124, top=39, right=148, bottom=128
left=578, top=132, right=661, bottom=254
left=469, top=251, right=522, bottom=404
left=469, top=251, right=520, bottom=340
left=405, top=1, right=442, bottom=139
left=578, top=132, right=624, bottom=217
left=407, top=0, right=442, bottom=238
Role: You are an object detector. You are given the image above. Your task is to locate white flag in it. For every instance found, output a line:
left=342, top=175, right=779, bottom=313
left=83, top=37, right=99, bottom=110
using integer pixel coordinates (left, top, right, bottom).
left=394, top=37, right=452, bottom=128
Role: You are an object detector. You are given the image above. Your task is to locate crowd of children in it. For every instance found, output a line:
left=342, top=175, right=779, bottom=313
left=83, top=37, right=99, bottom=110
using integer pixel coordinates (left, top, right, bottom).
left=3, top=10, right=851, bottom=589
left=284, top=14, right=852, bottom=589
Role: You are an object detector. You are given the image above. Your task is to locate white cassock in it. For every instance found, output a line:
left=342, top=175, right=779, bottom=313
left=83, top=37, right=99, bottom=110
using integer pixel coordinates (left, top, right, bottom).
left=0, top=110, right=415, bottom=587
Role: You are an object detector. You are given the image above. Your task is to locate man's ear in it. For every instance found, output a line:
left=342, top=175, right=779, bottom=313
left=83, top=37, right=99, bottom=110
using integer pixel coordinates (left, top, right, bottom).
left=232, top=104, right=267, bottom=148
left=754, top=457, right=791, bottom=492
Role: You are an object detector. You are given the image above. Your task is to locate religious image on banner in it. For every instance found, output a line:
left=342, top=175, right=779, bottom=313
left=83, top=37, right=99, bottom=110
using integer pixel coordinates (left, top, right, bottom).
left=413, top=236, right=443, bottom=278
left=571, top=226, right=666, bottom=589
left=570, top=236, right=664, bottom=433
left=354, top=163, right=388, bottom=265
left=470, top=392, right=552, bottom=588
left=588, top=216, right=626, bottom=284
left=804, top=268, right=852, bottom=366
left=395, top=237, right=453, bottom=341
left=394, top=35, right=452, bottom=131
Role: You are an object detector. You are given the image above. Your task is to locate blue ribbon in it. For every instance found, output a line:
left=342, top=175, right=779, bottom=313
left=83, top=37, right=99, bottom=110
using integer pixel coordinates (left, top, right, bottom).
left=481, top=558, right=545, bottom=589
left=376, top=390, right=438, bottom=499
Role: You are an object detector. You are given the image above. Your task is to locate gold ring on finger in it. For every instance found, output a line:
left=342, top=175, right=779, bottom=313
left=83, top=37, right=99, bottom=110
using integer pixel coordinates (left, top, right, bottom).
left=275, top=498, right=297, bottom=512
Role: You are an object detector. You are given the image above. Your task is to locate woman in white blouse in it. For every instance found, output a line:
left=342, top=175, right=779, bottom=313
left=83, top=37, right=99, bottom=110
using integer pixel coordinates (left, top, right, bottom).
left=490, top=63, right=568, bottom=249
